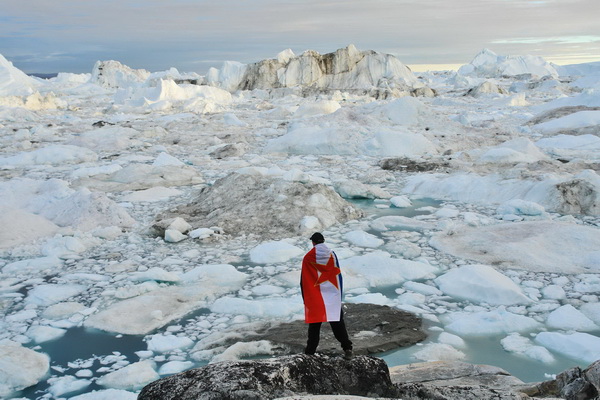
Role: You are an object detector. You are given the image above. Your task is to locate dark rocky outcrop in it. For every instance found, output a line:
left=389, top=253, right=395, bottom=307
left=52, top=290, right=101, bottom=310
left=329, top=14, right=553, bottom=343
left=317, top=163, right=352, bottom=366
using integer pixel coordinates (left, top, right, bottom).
left=518, top=360, right=600, bottom=400
left=195, top=303, right=426, bottom=357
left=138, top=354, right=600, bottom=400
left=138, top=354, right=397, bottom=400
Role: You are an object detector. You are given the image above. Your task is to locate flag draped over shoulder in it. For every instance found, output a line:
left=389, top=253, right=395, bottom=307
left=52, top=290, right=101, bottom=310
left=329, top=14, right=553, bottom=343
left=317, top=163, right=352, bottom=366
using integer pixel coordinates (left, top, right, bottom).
left=301, top=243, right=343, bottom=323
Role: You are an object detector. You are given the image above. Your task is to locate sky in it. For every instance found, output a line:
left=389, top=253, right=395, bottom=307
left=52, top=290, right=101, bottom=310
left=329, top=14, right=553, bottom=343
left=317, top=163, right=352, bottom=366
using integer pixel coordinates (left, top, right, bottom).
left=2, top=0, right=600, bottom=74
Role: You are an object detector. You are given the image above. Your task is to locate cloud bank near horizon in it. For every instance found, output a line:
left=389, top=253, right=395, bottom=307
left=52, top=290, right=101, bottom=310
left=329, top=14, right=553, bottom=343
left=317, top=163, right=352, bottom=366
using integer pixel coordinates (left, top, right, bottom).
left=2, top=0, right=599, bottom=73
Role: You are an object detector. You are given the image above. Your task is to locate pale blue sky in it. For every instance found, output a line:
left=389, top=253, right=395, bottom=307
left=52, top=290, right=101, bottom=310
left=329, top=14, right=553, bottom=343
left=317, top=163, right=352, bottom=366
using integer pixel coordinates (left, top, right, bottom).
left=2, top=0, right=599, bottom=73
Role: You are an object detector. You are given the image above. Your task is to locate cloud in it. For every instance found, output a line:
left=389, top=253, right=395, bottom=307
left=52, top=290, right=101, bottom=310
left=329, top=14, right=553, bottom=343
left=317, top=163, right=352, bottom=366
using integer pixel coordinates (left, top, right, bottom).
left=1, top=0, right=599, bottom=73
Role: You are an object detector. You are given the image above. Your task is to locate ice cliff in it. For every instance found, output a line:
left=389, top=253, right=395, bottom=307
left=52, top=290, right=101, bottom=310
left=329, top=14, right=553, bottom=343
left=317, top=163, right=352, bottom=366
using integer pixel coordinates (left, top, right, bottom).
left=206, top=44, right=427, bottom=96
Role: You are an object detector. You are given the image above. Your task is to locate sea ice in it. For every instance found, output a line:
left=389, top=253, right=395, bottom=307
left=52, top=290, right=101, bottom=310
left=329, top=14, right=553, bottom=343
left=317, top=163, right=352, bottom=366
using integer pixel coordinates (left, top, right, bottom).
left=443, top=308, right=541, bottom=336
left=249, top=241, right=304, bottom=264
left=343, top=230, right=384, bottom=248
left=545, top=304, right=599, bottom=332
left=26, top=325, right=67, bottom=343
left=535, top=332, right=600, bottom=364
left=158, top=361, right=194, bottom=375
left=68, top=388, right=138, bottom=400
left=26, top=284, right=87, bottom=306
left=47, top=375, right=91, bottom=397
left=342, top=251, right=437, bottom=288
left=413, top=343, right=466, bottom=362
left=210, top=296, right=304, bottom=318
left=0, top=340, right=50, bottom=398
left=500, top=333, right=555, bottom=364
left=146, top=334, right=194, bottom=353
left=430, top=221, right=600, bottom=273
left=434, top=264, right=531, bottom=305
left=96, top=360, right=159, bottom=391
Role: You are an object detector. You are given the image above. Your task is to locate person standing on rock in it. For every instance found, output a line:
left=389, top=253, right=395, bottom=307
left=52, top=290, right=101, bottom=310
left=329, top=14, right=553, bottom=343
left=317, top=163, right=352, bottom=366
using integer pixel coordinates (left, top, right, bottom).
left=301, top=232, right=353, bottom=359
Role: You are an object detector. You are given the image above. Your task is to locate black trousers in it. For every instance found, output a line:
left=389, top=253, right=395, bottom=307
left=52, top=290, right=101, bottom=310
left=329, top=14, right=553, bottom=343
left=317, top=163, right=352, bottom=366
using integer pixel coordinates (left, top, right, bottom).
left=305, top=311, right=353, bottom=354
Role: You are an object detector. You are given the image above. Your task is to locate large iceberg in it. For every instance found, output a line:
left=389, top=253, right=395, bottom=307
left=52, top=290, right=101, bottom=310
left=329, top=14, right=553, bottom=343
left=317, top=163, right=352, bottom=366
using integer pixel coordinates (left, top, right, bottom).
left=207, top=44, right=424, bottom=95
left=459, top=48, right=558, bottom=78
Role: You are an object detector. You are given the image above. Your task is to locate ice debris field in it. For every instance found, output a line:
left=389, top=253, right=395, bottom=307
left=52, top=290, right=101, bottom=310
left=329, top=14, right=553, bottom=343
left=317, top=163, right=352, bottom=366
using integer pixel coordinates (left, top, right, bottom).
left=1, top=45, right=600, bottom=399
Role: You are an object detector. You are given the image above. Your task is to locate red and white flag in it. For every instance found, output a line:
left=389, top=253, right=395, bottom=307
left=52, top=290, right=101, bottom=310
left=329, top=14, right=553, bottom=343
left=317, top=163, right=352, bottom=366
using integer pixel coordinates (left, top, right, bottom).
left=301, top=243, right=343, bottom=323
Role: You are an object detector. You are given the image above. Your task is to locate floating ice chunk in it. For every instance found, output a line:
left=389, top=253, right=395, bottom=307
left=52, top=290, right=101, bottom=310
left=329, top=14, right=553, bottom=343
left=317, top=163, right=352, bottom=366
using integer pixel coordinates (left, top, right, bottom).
left=158, top=360, right=194, bottom=375
left=68, top=388, right=138, bottom=400
left=2, top=256, right=63, bottom=275
left=370, top=216, right=434, bottom=232
left=535, top=332, right=600, bottom=364
left=210, top=296, right=303, bottom=318
left=96, top=360, right=159, bottom=391
left=180, top=264, right=248, bottom=286
left=0, top=206, right=60, bottom=249
left=42, top=302, right=86, bottom=319
left=533, top=110, right=600, bottom=134
left=47, top=375, right=91, bottom=397
left=167, top=218, right=193, bottom=233
left=0, top=340, right=50, bottom=398
left=334, top=179, right=391, bottom=199
left=496, top=199, right=545, bottom=216
left=435, top=207, right=460, bottom=218
left=129, top=267, right=181, bottom=283
left=376, top=96, right=426, bottom=125
left=438, top=332, right=466, bottom=349
left=251, top=284, right=286, bottom=296
left=164, top=229, right=187, bottom=243
left=41, top=235, right=90, bottom=258
left=430, top=221, right=600, bottom=274
left=403, top=281, right=442, bottom=296
left=249, top=240, right=304, bottom=264
left=444, top=308, right=541, bottom=336
left=69, top=126, right=137, bottom=152
left=293, top=100, right=341, bottom=118
left=546, top=304, right=599, bottom=332
left=343, top=230, right=384, bottom=248
left=26, top=325, right=66, bottom=343
left=580, top=303, right=600, bottom=326
left=346, top=293, right=392, bottom=306
left=0, top=145, right=97, bottom=166
left=413, top=343, right=466, bottom=362
left=478, top=138, right=548, bottom=164
left=86, top=266, right=247, bottom=335
left=343, top=251, right=437, bottom=288
left=541, top=285, right=566, bottom=300
left=299, top=216, right=321, bottom=233
left=211, top=340, right=275, bottom=363
left=434, top=264, right=531, bottom=305
left=153, top=152, right=185, bottom=167
left=390, top=195, right=412, bottom=208
left=26, top=284, right=87, bottom=306
left=397, top=292, right=426, bottom=306
left=364, top=129, right=437, bottom=158
left=188, top=227, right=219, bottom=240
left=500, top=333, right=555, bottom=363
left=536, top=134, right=600, bottom=160
left=147, top=334, right=194, bottom=353
left=6, top=309, right=37, bottom=323
left=574, top=274, right=600, bottom=293
left=222, top=112, right=246, bottom=126
left=72, top=165, right=124, bottom=183
left=121, top=187, right=182, bottom=202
